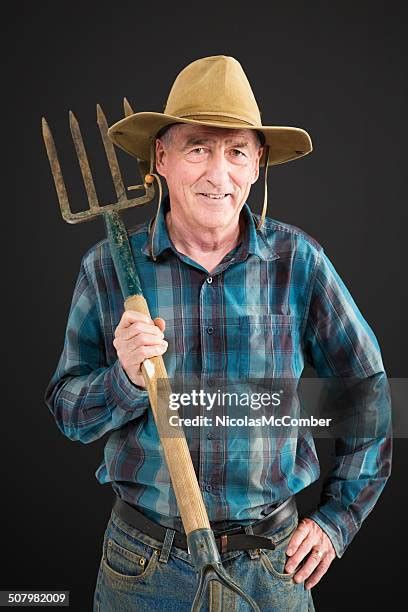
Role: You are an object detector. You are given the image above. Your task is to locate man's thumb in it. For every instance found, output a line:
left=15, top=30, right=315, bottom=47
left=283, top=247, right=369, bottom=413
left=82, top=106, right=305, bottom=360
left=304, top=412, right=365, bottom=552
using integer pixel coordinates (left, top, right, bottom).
left=154, top=317, right=166, bottom=333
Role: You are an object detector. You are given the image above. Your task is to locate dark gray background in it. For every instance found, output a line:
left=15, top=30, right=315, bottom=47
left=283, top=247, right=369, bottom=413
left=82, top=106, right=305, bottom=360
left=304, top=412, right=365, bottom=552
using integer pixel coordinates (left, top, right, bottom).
left=4, top=1, right=407, bottom=610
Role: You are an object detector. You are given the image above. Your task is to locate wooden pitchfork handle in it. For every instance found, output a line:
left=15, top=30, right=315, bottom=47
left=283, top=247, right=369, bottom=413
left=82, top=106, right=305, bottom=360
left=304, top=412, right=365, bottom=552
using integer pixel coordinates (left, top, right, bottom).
left=42, top=102, right=260, bottom=612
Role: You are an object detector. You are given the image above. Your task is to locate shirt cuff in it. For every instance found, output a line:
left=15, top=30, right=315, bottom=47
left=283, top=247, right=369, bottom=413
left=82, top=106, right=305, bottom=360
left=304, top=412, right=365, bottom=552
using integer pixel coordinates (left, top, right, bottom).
left=104, top=359, right=149, bottom=415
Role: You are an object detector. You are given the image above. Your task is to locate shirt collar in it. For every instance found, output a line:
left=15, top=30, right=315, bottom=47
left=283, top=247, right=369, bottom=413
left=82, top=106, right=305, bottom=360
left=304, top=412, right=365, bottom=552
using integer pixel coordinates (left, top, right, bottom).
left=141, top=196, right=279, bottom=262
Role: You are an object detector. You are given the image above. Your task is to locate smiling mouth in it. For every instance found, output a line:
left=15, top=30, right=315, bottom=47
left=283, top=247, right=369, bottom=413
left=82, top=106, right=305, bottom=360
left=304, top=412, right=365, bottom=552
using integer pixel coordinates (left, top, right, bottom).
left=197, top=193, right=230, bottom=199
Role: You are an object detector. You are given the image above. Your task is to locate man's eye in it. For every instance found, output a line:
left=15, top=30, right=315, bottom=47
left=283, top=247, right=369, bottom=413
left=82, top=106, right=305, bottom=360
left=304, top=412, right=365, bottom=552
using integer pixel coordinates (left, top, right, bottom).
left=190, top=147, right=206, bottom=154
left=231, top=149, right=246, bottom=157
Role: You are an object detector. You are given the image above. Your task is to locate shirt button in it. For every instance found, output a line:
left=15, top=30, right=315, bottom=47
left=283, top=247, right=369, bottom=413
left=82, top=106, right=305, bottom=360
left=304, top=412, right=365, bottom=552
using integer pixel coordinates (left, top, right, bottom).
left=206, top=276, right=213, bottom=284
left=207, top=432, right=213, bottom=439
left=205, top=484, right=212, bottom=492
left=207, top=327, right=214, bottom=335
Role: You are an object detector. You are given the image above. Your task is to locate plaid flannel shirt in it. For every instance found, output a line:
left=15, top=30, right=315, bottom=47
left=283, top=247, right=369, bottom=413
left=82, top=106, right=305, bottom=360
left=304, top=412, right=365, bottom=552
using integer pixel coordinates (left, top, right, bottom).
left=45, top=198, right=392, bottom=557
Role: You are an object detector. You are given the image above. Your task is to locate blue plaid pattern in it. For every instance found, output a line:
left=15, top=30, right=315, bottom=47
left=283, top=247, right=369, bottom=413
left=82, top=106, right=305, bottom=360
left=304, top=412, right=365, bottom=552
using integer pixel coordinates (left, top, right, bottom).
left=45, top=198, right=391, bottom=558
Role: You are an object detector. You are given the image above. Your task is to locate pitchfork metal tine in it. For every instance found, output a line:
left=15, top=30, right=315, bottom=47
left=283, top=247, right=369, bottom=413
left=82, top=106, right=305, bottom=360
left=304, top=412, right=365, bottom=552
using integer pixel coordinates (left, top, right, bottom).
left=97, top=104, right=126, bottom=202
left=69, top=110, right=99, bottom=211
left=122, top=97, right=151, bottom=188
left=42, top=118, right=74, bottom=223
left=123, top=97, right=134, bottom=117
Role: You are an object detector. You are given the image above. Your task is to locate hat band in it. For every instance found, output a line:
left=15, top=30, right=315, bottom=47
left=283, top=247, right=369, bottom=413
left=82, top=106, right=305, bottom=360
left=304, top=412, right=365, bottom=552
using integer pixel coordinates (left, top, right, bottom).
left=178, top=112, right=259, bottom=127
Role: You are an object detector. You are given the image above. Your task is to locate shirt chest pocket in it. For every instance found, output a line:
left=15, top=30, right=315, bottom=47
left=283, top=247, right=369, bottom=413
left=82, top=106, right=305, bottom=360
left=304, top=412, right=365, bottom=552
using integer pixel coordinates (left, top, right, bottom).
left=238, top=314, right=302, bottom=378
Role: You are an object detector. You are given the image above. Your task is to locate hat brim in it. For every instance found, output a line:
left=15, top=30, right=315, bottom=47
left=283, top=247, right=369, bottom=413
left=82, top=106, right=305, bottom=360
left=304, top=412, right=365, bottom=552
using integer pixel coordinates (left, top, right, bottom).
left=107, top=112, right=313, bottom=166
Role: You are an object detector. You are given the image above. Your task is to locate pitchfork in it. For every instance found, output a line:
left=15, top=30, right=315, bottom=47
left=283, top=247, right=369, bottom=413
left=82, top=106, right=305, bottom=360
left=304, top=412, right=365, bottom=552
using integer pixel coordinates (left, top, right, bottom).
left=42, top=102, right=260, bottom=612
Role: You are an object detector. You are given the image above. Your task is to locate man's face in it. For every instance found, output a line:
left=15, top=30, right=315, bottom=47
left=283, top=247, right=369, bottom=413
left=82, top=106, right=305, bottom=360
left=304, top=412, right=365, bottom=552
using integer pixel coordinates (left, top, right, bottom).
left=155, top=124, right=263, bottom=233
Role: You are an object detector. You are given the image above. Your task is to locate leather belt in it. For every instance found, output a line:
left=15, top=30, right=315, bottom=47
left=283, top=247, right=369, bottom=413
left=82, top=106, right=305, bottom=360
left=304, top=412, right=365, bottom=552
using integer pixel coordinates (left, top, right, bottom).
left=112, top=495, right=297, bottom=554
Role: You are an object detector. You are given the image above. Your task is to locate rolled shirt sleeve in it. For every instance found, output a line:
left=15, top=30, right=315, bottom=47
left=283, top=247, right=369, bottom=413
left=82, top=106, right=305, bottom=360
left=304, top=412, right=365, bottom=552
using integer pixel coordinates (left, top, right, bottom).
left=44, top=251, right=149, bottom=444
left=302, top=250, right=392, bottom=557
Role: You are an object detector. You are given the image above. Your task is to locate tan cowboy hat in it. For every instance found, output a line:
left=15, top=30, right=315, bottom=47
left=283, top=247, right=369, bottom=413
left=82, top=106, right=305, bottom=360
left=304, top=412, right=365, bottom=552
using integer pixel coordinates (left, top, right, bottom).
left=108, top=55, right=312, bottom=167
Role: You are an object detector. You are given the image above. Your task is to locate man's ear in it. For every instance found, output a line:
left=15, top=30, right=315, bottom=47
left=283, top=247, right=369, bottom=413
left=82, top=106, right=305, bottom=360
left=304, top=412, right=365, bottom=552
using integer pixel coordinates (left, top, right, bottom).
left=155, top=139, right=166, bottom=177
left=251, top=147, right=264, bottom=184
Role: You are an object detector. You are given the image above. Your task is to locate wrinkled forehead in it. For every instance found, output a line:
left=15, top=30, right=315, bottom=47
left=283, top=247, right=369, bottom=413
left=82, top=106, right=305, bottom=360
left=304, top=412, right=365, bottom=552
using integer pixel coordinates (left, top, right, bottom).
left=160, top=123, right=262, bottom=147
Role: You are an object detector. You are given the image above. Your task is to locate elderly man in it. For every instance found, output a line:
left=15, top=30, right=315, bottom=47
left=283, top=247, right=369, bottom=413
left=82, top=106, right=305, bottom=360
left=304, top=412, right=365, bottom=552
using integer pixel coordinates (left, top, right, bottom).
left=45, top=56, right=391, bottom=611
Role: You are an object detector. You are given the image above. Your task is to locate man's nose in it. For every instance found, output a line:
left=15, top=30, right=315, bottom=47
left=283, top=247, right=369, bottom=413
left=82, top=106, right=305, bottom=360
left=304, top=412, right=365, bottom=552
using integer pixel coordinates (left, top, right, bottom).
left=204, top=149, right=230, bottom=187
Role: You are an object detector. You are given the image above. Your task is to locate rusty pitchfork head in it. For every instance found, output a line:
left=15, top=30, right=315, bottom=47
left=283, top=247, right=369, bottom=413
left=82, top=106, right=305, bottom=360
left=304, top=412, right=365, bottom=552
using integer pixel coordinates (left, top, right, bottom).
left=42, top=99, right=156, bottom=224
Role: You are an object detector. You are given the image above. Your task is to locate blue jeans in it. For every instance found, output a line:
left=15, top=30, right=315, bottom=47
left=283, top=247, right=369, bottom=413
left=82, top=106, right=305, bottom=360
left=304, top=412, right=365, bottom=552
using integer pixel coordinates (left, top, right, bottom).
left=93, top=505, right=315, bottom=611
